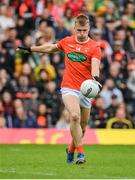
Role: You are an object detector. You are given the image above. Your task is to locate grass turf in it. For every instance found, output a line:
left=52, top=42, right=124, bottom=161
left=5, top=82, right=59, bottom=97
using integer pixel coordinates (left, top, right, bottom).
left=0, top=144, right=135, bottom=179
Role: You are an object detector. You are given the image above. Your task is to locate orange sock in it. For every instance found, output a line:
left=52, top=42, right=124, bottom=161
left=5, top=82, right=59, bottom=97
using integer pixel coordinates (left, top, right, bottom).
left=76, top=145, right=84, bottom=154
left=68, top=142, right=76, bottom=153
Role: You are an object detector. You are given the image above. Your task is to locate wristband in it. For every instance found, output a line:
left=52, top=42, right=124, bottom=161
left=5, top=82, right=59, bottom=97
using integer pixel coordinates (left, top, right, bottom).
left=93, top=76, right=102, bottom=90
left=93, top=76, right=100, bottom=82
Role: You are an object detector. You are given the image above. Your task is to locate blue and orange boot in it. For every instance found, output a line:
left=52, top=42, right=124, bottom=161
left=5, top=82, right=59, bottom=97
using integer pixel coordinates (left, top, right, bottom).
left=76, top=153, right=86, bottom=164
left=66, top=148, right=74, bottom=163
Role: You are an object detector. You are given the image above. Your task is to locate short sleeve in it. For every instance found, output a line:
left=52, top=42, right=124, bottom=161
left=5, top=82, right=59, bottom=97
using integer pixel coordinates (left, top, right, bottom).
left=56, top=38, right=66, bottom=51
left=91, top=45, right=102, bottom=60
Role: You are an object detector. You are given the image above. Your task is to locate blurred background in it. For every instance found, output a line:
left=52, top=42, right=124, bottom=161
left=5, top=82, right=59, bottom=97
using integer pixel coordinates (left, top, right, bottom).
left=0, top=0, right=135, bottom=131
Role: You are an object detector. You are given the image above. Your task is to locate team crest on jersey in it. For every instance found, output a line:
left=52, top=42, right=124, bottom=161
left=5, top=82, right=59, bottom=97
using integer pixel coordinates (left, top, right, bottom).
left=67, top=52, right=87, bottom=62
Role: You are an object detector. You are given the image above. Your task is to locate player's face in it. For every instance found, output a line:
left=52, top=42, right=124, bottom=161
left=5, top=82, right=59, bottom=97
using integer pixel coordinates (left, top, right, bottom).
left=74, top=23, right=90, bottom=42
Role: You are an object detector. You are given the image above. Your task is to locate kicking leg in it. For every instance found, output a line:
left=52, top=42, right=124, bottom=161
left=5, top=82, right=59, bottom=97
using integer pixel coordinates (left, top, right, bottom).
left=62, top=94, right=83, bottom=163
left=62, top=94, right=82, bottom=147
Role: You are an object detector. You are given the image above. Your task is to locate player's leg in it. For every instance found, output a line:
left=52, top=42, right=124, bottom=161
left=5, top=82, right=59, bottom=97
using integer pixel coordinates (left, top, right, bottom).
left=75, top=96, right=91, bottom=164
left=62, top=94, right=82, bottom=147
left=75, top=107, right=90, bottom=164
left=79, top=95, right=91, bottom=137
left=62, top=94, right=84, bottom=163
left=80, top=107, right=91, bottom=137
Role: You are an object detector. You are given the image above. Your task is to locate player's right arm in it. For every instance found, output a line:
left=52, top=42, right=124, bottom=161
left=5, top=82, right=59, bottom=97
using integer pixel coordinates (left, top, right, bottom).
left=16, top=44, right=60, bottom=54
left=91, top=45, right=102, bottom=90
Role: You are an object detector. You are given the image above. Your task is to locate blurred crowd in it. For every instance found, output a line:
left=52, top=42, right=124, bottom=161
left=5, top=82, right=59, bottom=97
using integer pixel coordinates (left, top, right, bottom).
left=0, top=0, right=135, bottom=129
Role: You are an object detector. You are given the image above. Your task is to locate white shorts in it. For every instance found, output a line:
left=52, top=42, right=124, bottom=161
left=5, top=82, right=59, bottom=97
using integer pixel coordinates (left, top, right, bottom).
left=60, top=88, right=92, bottom=109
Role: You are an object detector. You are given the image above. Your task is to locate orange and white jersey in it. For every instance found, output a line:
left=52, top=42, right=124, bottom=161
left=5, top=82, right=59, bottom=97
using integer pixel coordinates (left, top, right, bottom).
left=57, top=35, right=101, bottom=90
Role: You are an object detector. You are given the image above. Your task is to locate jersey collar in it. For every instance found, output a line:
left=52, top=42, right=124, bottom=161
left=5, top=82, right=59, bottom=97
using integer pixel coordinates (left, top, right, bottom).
left=75, top=36, right=90, bottom=44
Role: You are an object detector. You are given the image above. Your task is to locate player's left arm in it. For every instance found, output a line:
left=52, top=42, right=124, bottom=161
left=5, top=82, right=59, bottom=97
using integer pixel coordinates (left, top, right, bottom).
left=91, top=45, right=102, bottom=90
left=91, top=57, right=100, bottom=78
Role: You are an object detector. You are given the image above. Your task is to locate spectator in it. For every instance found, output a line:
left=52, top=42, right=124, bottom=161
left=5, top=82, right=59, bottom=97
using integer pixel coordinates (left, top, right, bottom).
left=37, top=103, right=48, bottom=128
left=15, top=75, right=32, bottom=100
left=106, top=94, right=121, bottom=119
left=21, top=34, right=33, bottom=63
left=90, top=96, right=108, bottom=128
left=19, top=0, right=36, bottom=30
left=21, top=63, right=35, bottom=84
left=14, top=39, right=24, bottom=78
left=130, top=51, right=135, bottom=63
left=13, top=98, right=24, bottom=110
left=0, top=69, right=15, bottom=97
left=41, top=8, right=54, bottom=27
left=115, top=15, right=135, bottom=51
left=124, top=1, right=135, bottom=31
left=65, top=0, right=85, bottom=17
left=95, top=15, right=105, bottom=34
left=44, top=27, right=55, bottom=43
left=13, top=104, right=37, bottom=128
left=36, top=69, right=50, bottom=93
left=126, top=67, right=135, bottom=122
left=56, top=108, right=70, bottom=129
left=34, top=54, right=56, bottom=81
left=0, top=102, right=6, bottom=128
left=112, top=40, right=129, bottom=70
left=1, top=27, right=17, bottom=75
left=2, top=91, right=14, bottom=127
left=106, top=108, right=133, bottom=128
left=24, top=87, right=39, bottom=116
left=0, top=44, right=11, bottom=72
left=51, top=53, right=63, bottom=70
left=114, top=29, right=134, bottom=52
left=36, top=0, right=45, bottom=17
left=94, top=0, right=109, bottom=16
left=108, top=61, right=125, bottom=91
left=0, top=4, right=15, bottom=31
left=54, top=18, right=70, bottom=40
left=39, top=80, right=62, bottom=126
left=51, top=0, right=65, bottom=22
left=55, top=63, right=65, bottom=90
left=16, top=16, right=28, bottom=40
left=35, top=19, right=48, bottom=39
left=0, top=115, right=6, bottom=128
left=100, top=78, right=123, bottom=108
left=103, top=19, right=115, bottom=46
left=103, top=1, right=119, bottom=22
left=64, top=9, right=75, bottom=34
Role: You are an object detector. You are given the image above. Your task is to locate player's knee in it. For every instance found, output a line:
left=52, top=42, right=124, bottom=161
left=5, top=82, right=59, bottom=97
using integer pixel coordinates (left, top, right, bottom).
left=70, top=112, right=80, bottom=122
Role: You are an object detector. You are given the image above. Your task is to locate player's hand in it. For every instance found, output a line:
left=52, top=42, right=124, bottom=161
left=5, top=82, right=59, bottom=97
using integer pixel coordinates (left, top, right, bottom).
left=16, top=46, right=31, bottom=53
left=93, top=76, right=102, bottom=91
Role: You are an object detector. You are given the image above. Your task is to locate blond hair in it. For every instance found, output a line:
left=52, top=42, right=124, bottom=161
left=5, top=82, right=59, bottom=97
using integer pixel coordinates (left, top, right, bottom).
left=75, top=13, right=90, bottom=26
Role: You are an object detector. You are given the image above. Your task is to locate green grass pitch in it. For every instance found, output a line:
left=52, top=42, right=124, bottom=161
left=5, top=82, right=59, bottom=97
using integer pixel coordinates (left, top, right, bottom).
left=0, top=144, right=135, bottom=179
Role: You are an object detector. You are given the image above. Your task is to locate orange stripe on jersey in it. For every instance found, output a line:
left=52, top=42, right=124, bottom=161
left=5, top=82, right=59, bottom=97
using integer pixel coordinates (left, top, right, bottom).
left=57, top=35, right=101, bottom=90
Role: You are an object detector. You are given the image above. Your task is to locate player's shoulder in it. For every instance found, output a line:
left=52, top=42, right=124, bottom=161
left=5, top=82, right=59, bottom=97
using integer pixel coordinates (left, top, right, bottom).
left=88, top=38, right=101, bottom=51
left=88, top=38, right=99, bottom=46
left=61, top=35, right=74, bottom=42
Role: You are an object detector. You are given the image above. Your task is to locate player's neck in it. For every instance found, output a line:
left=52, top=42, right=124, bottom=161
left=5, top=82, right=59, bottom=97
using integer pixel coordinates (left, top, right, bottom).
left=75, top=36, right=89, bottom=44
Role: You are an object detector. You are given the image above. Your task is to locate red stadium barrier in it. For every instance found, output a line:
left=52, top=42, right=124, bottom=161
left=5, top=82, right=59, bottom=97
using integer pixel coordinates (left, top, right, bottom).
left=0, top=128, right=98, bottom=144
left=0, top=129, right=135, bottom=144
